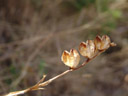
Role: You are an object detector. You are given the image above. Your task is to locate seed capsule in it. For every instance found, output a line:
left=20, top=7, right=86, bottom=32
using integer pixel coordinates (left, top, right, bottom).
left=61, top=49, right=80, bottom=68
left=79, top=40, right=96, bottom=59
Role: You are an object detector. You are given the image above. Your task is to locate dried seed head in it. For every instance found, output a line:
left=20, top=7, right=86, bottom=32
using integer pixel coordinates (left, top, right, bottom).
left=61, top=49, right=80, bottom=68
left=94, top=35, right=116, bottom=51
left=79, top=40, right=96, bottom=59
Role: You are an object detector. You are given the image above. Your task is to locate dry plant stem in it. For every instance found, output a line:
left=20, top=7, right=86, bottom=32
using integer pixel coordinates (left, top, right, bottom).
left=4, top=70, right=72, bottom=96
left=73, top=51, right=103, bottom=70
left=39, top=69, right=72, bottom=87
left=4, top=51, right=103, bottom=96
left=4, top=89, right=30, bottom=96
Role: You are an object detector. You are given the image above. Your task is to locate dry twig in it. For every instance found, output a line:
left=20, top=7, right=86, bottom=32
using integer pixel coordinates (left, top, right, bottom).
left=4, top=35, right=116, bottom=96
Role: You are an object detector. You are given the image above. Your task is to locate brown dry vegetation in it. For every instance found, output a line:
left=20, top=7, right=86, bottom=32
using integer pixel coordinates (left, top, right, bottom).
left=0, top=0, right=128, bottom=96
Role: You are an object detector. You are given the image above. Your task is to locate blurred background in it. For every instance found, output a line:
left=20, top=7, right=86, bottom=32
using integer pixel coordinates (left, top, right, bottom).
left=0, top=0, right=128, bottom=96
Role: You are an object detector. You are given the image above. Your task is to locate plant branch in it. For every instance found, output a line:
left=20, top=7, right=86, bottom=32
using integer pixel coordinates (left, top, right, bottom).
left=4, top=50, right=103, bottom=96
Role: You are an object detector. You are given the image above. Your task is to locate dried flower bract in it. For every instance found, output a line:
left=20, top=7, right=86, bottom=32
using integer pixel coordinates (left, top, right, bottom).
left=79, top=35, right=116, bottom=59
left=94, top=35, right=116, bottom=51
left=61, top=49, right=80, bottom=68
left=79, top=40, right=96, bottom=59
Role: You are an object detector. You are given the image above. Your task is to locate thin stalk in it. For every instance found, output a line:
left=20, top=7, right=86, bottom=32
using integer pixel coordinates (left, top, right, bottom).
left=4, top=51, right=103, bottom=96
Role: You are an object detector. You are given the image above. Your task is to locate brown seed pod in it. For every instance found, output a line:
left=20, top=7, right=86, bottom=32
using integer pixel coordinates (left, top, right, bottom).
left=94, top=35, right=116, bottom=51
left=79, top=40, right=96, bottom=59
left=61, top=49, right=80, bottom=68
